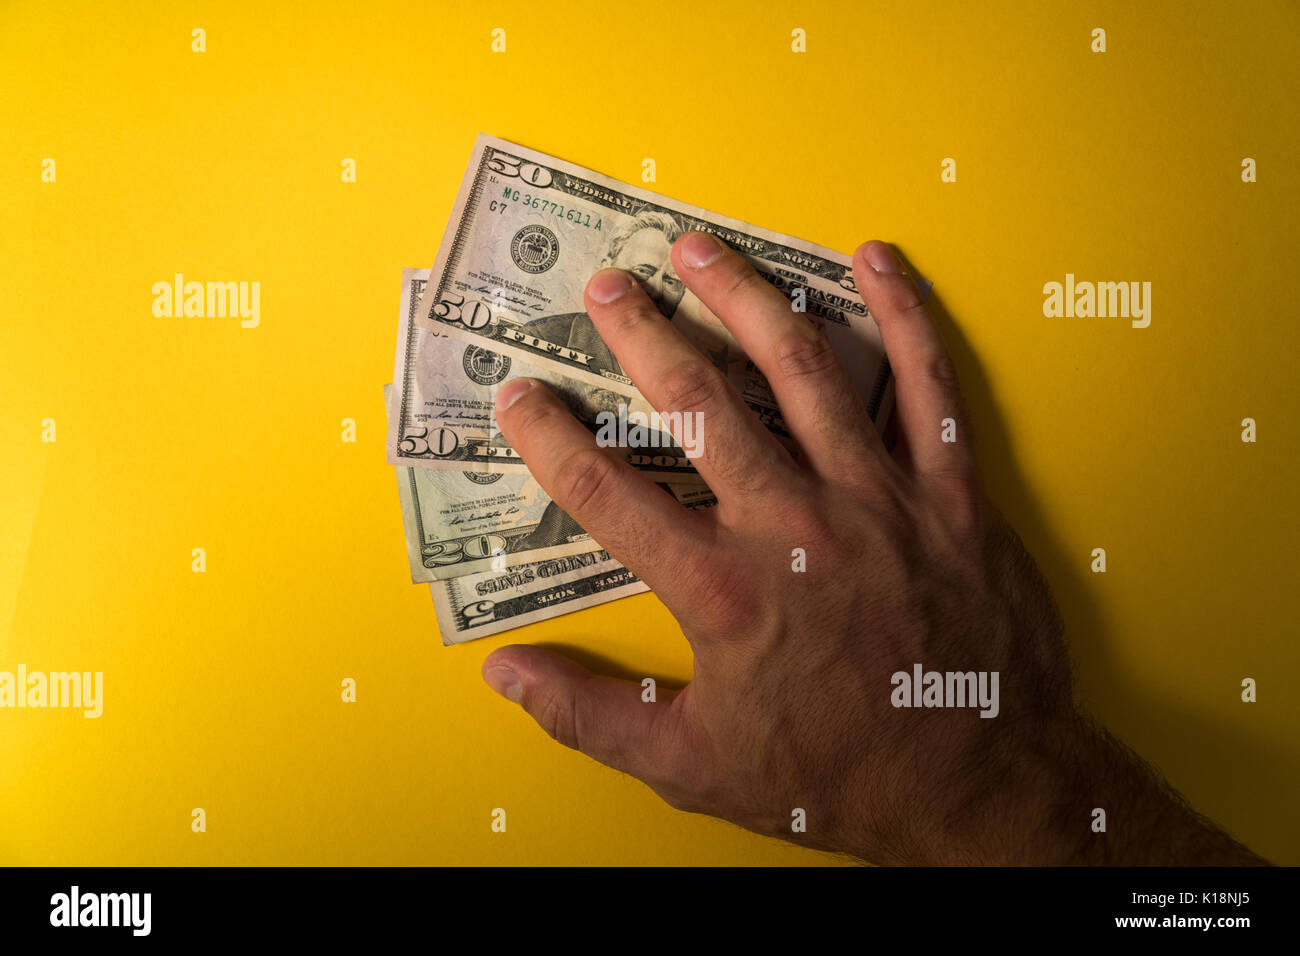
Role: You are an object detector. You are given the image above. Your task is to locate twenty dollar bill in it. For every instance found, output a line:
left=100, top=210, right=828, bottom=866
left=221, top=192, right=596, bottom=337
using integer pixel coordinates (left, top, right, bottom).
left=429, top=548, right=648, bottom=645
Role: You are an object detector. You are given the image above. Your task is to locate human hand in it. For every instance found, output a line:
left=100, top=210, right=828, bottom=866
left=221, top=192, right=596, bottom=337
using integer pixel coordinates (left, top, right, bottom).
left=481, top=232, right=1262, bottom=865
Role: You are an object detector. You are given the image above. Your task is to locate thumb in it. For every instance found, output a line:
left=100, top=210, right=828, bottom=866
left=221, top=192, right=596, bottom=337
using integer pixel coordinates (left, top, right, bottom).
left=482, top=644, right=684, bottom=782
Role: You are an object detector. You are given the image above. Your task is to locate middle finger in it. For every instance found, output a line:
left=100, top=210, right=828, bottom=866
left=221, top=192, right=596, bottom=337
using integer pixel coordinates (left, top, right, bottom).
left=671, top=231, right=886, bottom=479
left=583, top=268, right=801, bottom=509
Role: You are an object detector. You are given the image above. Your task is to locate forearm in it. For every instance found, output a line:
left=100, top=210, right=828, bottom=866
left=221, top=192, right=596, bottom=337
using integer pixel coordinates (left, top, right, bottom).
left=1049, top=715, right=1267, bottom=866
left=834, top=711, right=1267, bottom=866
left=944, top=712, right=1267, bottom=866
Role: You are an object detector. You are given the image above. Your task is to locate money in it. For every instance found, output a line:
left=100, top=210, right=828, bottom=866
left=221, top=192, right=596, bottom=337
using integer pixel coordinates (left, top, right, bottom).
left=391, top=441, right=601, bottom=582
left=386, top=378, right=602, bottom=580
left=389, top=136, right=896, bottom=644
left=392, top=134, right=894, bottom=476
left=429, top=548, right=648, bottom=645
left=429, top=481, right=716, bottom=644
left=386, top=376, right=712, bottom=582
left=390, top=268, right=703, bottom=482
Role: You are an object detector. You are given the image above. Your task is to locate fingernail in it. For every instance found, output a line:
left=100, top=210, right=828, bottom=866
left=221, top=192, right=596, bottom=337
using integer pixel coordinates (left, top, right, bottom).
left=588, top=268, right=635, bottom=303
left=863, top=240, right=902, bottom=274
left=495, top=378, right=533, bottom=411
left=679, top=231, right=724, bottom=268
left=483, top=665, right=522, bottom=703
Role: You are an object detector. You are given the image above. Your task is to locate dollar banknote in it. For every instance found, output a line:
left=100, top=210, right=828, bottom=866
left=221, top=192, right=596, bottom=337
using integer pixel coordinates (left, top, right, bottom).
left=429, top=548, right=648, bottom=645
left=385, top=372, right=714, bottom=583
left=389, top=268, right=703, bottom=482
left=391, top=440, right=601, bottom=582
left=428, top=477, right=717, bottom=644
left=385, top=383, right=593, bottom=580
left=387, top=379, right=647, bottom=581
left=392, top=439, right=714, bottom=583
left=393, top=134, right=894, bottom=474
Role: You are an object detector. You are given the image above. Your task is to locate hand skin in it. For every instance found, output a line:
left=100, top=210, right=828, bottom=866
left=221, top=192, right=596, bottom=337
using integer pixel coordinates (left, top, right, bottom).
left=481, top=233, right=1267, bottom=866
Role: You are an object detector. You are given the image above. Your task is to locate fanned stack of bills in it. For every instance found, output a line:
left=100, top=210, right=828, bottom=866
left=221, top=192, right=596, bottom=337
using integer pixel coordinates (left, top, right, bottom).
left=387, top=135, right=893, bottom=645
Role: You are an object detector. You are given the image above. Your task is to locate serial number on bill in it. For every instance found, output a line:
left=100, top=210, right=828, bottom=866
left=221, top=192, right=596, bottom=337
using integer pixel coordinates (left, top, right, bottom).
left=490, top=189, right=603, bottom=230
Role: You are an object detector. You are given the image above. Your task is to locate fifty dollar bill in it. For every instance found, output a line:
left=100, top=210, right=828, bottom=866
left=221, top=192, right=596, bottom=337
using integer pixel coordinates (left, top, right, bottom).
left=390, top=268, right=704, bottom=482
left=386, top=274, right=715, bottom=582
left=393, top=133, right=894, bottom=477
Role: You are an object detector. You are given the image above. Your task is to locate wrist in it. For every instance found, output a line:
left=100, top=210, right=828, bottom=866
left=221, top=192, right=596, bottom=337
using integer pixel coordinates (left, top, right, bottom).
left=934, top=710, right=1266, bottom=866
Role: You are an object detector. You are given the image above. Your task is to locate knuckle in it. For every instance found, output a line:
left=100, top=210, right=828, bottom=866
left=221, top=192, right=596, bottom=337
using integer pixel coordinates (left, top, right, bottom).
left=900, top=298, right=932, bottom=322
left=870, top=283, right=921, bottom=320
left=893, top=289, right=929, bottom=318
left=773, top=329, right=839, bottom=380
left=719, top=260, right=769, bottom=300
left=554, top=447, right=621, bottom=515
left=508, top=390, right=564, bottom=433
left=778, top=505, right=838, bottom=558
left=652, top=750, right=714, bottom=815
left=602, top=296, right=659, bottom=339
left=921, top=350, right=960, bottom=392
left=658, top=359, right=728, bottom=416
left=932, top=476, right=983, bottom=536
left=535, top=684, right=580, bottom=751
left=679, top=550, right=755, bottom=630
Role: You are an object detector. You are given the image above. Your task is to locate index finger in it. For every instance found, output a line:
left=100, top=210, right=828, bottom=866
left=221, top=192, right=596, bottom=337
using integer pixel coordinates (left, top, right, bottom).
left=492, top=376, right=714, bottom=608
left=582, top=268, right=803, bottom=513
left=669, top=231, right=886, bottom=479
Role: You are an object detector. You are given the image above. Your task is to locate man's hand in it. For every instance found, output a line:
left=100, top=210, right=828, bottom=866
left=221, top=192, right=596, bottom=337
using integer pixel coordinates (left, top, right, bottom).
left=480, top=232, right=1264, bottom=866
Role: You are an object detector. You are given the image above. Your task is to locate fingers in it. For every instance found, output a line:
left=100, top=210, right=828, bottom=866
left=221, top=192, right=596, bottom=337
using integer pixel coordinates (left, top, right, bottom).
left=493, top=375, right=710, bottom=603
left=669, top=231, right=885, bottom=477
left=852, top=241, right=977, bottom=499
left=482, top=644, right=688, bottom=786
left=582, top=268, right=799, bottom=506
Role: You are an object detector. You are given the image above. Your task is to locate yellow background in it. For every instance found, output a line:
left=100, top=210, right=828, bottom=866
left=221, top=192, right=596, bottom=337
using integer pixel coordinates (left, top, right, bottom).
left=2, top=0, right=1297, bottom=865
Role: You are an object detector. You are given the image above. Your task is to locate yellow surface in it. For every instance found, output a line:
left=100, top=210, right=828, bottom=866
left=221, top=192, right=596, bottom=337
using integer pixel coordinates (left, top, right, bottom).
left=2, top=1, right=1297, bottom=865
